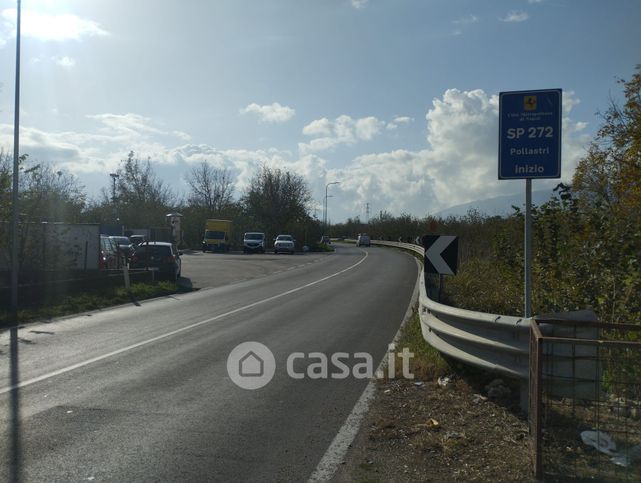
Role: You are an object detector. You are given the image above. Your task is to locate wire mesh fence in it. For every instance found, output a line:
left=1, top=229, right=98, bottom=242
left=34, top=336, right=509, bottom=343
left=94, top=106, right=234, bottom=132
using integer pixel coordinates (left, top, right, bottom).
left=530, top=318, right=641, bottom=481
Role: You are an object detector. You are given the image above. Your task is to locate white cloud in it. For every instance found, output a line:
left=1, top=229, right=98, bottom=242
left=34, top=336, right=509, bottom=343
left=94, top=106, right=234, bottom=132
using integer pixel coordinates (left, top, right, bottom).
left=299, top=114, right=385, bottom=154
left=53, top=56, right=76, bottom=68
left=172, top=131, right=192, bottom=141
left=351, top=0, right=369, bottom=9
left=393, top=116, right=413, bottom=124
left=88, top=113, right=165, bottom=138
left=1, top=9, right=108, bottom=44
left=302, top=118, right=332, bottom=137
left=528, top=0, right=543, bottom=4
left=0, top=112, right=193, bottom=177
left=453, top=15, right=478, bottom=25
left=386, top=116, right=414, bottom=130
left=240, top=102, right=295, bottom=123
left=500, top=10, right=529, bottom=23
left=355, top=117, right=385, bottom=140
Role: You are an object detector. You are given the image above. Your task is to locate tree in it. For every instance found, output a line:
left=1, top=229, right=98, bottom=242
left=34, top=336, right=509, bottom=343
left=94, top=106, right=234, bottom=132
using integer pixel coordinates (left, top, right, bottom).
left=0, top=151, right=87, bottom=274
left=117, top=151, right=174, bottom=206
left=242, top=166, right=312, bottom=236
left=20, top=161, right=86, bottom=223
left=0, top=150, right=12, bottom=222
left=570, top=65, right=641, bottom=325
left=573, top=65, right=641, bottom=214
left=104, top=151, right=176, bottom=227
left=185, top=162, right=234, bottom=214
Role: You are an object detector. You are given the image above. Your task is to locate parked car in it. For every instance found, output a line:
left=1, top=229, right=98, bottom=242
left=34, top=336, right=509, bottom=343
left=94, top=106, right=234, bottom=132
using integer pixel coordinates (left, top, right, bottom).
left=274, top=234, right=295, bottom=254
left=99, top=235, right=122, bottom=269
left=130, top=242, right=182, bottom=281
left=109, top=236, right=134, bottom=258
left=357, top=233, right=371, bottom=247
left=243, top=232, right=266, bottom=253
left=129, top=235, right=146, bottom=246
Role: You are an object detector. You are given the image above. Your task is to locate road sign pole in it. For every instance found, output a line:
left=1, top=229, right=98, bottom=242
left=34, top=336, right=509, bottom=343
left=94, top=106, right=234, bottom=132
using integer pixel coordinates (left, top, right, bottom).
left=524, top=178, right=532, bottom=318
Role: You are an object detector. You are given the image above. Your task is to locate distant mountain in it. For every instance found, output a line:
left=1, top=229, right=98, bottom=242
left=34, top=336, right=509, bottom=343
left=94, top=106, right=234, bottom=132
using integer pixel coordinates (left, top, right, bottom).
left=434, top=188, right=557, bottom=218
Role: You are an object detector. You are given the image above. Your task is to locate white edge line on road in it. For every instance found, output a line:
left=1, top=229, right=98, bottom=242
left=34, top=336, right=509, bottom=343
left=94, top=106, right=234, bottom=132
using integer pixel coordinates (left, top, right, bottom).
left=0, top=250, right=369, bottom=396
left=307, top=256, right=421, bottom=483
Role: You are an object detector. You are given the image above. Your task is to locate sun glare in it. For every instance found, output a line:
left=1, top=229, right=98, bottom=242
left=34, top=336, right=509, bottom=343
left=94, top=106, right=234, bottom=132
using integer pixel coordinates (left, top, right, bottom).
left=2, top=5, right=107, bottom=42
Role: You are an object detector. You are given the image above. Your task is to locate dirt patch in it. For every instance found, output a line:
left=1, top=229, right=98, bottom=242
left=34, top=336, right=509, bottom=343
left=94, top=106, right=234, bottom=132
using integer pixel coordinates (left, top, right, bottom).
left=333, top=375, right=534, bottom=482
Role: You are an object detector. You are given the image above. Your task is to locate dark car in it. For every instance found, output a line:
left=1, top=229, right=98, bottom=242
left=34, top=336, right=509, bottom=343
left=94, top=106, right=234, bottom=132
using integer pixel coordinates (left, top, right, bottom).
left=130, top=242, right=182, bottom=281
left=129, top=235, right=147, bottom=246
left=99, top=235, right=123, bottom=269
left=357, top=233, right=371, bottom=247
left=109, top=236, right=134, bottom=258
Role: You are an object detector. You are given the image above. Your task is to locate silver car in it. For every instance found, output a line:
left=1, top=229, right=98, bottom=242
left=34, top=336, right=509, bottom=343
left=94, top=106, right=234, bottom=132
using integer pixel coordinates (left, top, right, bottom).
left=274, top=234, right=295, bottom=254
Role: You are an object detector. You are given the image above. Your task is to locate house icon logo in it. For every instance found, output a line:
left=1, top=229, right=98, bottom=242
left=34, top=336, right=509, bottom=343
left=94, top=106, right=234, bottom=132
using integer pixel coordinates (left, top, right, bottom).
left=239, top=351, right=264, bottom=377
left=227, top=341, right=276, bottom=390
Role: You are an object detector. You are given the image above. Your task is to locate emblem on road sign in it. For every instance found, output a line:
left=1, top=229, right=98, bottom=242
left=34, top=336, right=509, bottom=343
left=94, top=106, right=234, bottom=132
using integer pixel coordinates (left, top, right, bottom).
left=421, top=235, right=458, bottom=275
left=524, top=95, right=537, bottom=110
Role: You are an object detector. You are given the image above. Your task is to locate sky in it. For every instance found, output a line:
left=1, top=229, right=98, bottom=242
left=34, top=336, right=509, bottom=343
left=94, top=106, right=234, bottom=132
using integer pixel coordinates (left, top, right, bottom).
left=0, top=0, right=640, bottom=223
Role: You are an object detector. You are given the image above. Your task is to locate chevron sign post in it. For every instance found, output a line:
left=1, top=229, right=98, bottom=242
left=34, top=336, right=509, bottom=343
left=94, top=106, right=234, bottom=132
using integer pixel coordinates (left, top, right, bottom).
left=421, top=235, right=458, bottom=275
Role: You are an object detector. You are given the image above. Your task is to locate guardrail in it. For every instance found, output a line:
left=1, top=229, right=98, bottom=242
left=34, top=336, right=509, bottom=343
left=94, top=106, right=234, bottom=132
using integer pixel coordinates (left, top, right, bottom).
left=368, top=240, right=532, bottom=383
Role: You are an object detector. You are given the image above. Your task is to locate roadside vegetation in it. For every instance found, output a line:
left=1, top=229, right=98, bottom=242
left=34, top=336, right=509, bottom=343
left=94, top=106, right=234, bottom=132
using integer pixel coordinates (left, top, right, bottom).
left=0, top=280, right=180, bottom=328
left=391, top=309, right=450, bottom=381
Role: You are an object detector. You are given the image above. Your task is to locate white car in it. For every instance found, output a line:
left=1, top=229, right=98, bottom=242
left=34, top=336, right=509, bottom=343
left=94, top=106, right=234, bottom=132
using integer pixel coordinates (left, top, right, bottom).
left=243, top=232, right=266, bottom=253
left=274, top=234, right=295, bottom=254
left=357, top=234, right=371, bottom=247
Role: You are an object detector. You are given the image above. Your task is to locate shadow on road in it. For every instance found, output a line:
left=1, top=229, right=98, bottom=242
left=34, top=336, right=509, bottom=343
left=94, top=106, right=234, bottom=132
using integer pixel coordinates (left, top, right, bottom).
left=9, top=325, right=22, bottom=482
left=177, top=276, right=194, bottom=291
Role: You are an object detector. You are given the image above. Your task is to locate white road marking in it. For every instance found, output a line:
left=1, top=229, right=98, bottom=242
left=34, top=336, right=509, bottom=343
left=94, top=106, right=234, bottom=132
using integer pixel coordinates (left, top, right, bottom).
left=0, top=251, right=369, bottom=395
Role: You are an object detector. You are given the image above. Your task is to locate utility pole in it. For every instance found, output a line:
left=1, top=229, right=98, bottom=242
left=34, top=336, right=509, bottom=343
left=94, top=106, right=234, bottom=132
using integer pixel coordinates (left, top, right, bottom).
left=365, top=202, right=370, bottom=223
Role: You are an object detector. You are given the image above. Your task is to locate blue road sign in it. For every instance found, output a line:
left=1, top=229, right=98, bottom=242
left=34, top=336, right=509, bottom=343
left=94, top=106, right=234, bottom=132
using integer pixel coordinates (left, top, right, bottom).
left=499, top=89, right=562, bottom=179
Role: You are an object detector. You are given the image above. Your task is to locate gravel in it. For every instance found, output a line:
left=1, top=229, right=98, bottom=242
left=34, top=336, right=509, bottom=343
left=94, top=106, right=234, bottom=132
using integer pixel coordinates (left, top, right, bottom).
left=332, top=375, right=534, bottom=482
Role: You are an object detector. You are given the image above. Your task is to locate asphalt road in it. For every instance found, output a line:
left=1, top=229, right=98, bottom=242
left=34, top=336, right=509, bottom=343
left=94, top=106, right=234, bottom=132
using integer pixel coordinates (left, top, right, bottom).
left=0, top=244, right=418, bottom=482
left=179, top=249, right=332, bottom=290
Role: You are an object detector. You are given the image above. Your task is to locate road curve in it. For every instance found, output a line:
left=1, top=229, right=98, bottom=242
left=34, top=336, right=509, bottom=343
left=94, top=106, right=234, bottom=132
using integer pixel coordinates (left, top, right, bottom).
left=1, top=244, right=417, bottom=482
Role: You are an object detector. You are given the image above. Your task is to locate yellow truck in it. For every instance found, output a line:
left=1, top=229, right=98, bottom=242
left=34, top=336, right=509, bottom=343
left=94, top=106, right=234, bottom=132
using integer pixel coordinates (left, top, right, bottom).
left=202, top=219, right=233, bottom=252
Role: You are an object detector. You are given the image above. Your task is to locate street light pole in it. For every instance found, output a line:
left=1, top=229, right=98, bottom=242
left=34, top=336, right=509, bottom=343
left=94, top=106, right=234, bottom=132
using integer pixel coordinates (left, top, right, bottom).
left=110, top=173, right=119, bottom=222
left=324, top=181, right=340, bottom=236
left=9, top=5, right=22, bottom=482
left=10, top=0, right=21, bottom=314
